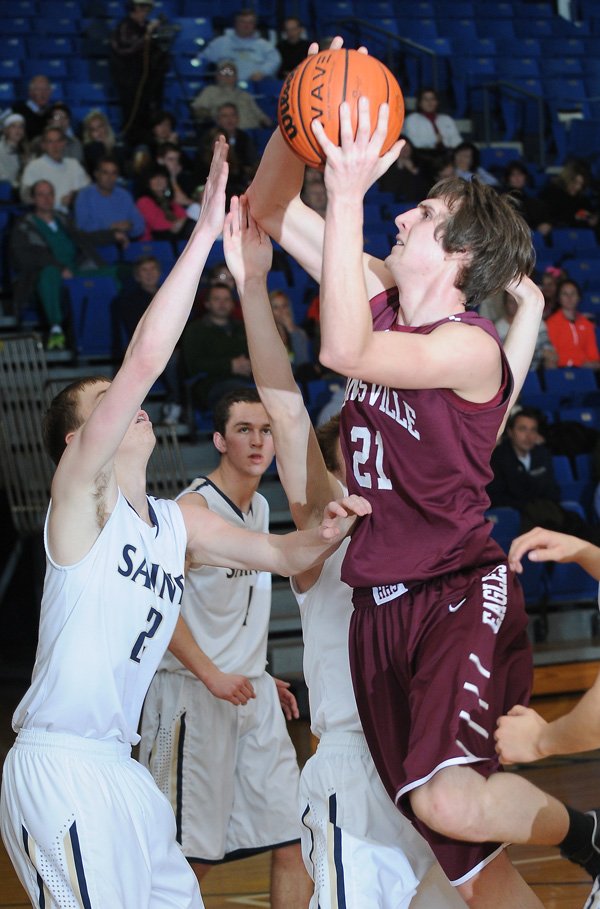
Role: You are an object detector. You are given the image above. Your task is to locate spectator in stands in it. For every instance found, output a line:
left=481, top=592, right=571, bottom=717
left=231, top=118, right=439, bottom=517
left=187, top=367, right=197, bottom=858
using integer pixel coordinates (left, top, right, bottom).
left=538, top=265, right=566, bottom=320
left=546, top=278, right=600, bottom=369
left=74, top=156, right=145, bottom=250
left=301, top=171, right=327, bottom=217
left=10, top=180, right=114, bottom=350
left=488, top=408, right=600, bottom=544
left=132, top=110, right=182, bottom=186
left=538, top=159, right=599, bottom=232
left=155, top=142, right=196, bottom=206
left=196, top=103, right=258, bottom=198
left=495, top=291, right=558, bottom=372
left=136, top=165, right=193, bottom=242
left=20, top=126, right=90, bottom=213
left=110, top=0, right=170, bottom=145
left=191, top=59, right=272, bottom=130
left=44, top=103, right=84, bottom=165
left=268, top=289, right=314, bottom=378
left=402, top=87, right=462, bottom=176
left=200, top=8, right=281, bottom=84
left=181, top=281, right=252, bottom=410
left=0, top=113, right=28, bottom=191
left=277, top=17, right=310, bottom=79
left=81, top=109, right=124, bottom=176
left=12, top=74, right=54, bottom=141
left=501, top=160, right=552, bottom=235
left=452, top=141, right=498, bottom=186
left=377, top=134, right=431, bottom=200
left=111, top=255, right=183, bottom=424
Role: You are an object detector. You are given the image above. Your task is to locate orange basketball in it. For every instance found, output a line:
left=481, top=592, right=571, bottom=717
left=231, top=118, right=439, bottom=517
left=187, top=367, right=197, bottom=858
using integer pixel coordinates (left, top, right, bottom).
left=277, top=48, right=404, bottom=169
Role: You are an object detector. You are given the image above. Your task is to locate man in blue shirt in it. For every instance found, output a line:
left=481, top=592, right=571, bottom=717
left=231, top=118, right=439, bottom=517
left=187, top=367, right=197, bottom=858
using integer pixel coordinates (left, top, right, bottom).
left=74, top=156, right=145, bottom=250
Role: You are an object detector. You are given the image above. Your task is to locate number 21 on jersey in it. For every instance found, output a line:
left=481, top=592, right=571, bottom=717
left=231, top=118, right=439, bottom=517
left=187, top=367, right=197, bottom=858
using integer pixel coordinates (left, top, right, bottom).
left=350, top=426, right=392, bottom=490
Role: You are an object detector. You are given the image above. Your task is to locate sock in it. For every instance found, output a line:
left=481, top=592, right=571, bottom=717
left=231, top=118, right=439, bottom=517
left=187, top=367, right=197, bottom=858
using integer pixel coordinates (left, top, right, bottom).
left=560, top=806, right=596, bottom=859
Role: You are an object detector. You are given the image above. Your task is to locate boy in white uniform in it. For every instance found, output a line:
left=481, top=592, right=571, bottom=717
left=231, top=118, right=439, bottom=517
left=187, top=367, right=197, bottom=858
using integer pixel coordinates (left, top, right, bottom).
left=0, top=137, right=369, bottom=909
left=140, top=388, right=312, bottom=908
left=221, top=196, right=547, bottom=907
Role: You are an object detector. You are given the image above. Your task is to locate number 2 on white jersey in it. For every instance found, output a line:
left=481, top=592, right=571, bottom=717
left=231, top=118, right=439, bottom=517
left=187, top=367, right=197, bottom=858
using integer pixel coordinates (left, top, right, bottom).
left=350, top=426, right=392, bottom=490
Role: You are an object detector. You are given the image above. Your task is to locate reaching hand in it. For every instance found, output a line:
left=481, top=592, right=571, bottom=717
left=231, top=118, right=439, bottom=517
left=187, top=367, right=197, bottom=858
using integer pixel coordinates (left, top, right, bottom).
left=195, top=135, right=229, bottom=240
left=494, top=704, right=548, bottom=764
left=505, top=274, right=544, bottom=309
left=223, top=195, right=273, bottom=288
left=319, top=494, right=372, bottom=542
left=274, top=677, right=300, bottom=720
left=507, top=527, right=590, bottom=575
left=204, top=666, right=256, bottom=706
left=311, top=96, right=403, bottom=201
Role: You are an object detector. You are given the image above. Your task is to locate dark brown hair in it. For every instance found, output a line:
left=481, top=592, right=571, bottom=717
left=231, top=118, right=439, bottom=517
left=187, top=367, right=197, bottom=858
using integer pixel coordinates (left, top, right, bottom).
left=212, top=387, right=262, bottom=436
left=428, top=176, right=535, bottom=309
left=315, top=414, right=341, bottom=474
left=43, top=376, right=109, bottom=465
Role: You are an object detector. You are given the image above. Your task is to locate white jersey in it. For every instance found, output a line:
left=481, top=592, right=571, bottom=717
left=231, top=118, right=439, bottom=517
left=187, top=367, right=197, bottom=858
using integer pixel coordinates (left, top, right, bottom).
left=13, top=491, right=187, bottom=745
left=292, top=539, right=362, bottom=738
left=159, top=477, right=271, bottom=677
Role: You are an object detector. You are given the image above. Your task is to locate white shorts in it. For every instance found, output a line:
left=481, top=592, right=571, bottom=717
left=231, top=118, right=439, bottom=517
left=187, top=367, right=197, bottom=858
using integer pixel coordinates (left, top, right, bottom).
left=0, top=729, right=203, bottom=909
left=140, top=670, right=302, bottom=862
left=300, top=731, right=465, bottom=909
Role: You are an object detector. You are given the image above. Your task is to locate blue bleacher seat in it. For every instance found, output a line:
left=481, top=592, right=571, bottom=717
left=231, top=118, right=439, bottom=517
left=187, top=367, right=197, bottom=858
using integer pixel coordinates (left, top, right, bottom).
left=0, top=17, right=30, bottom=34
left=486, top=506, right=521, bottom=554
left=23, top=59, right=69, bottom=81
left=545, top=561, right=599, bottom=605
left=0, top=0, right=35, bottom=13
left=474, top=1, right=512, bottom=16
left=0, top=60, right=22, bottom=80
left=66, top=274, right=120, bottom=357
left=544, top=368, right=599, bottom=403
left=515, top=1, right=553, bottom=16
left=33, top=16, right=80, bottom=34
left=0, top=36, right=25, bottom=56
left=551, top=228, right=599, bottom=257
left=174, top=57, right=208, bottom=79
left=495, top=37, right=541, bottom=56
left=515, top=18, right=553, bottom=38
left=122, top=241, right=175, bottom=278
left=540, top=57, right=584, bottom=79
left=0, top=82, right=15, bottom=103
left=496, top=57, right=540, bottom=79
left=476, top=17, right=516, bottom=39
left=518, top=369, right=548, bottom=409
left=437, top=18, right=477, bottom=41
left=27, top=36, right=75, bottom=57
left=566, top=259, right=600, bottom=290
left=560, top=407, right=600, bottom=431
left=448, top=36, right=496, bottom=57
left=64, top=83, right=110, bottom=104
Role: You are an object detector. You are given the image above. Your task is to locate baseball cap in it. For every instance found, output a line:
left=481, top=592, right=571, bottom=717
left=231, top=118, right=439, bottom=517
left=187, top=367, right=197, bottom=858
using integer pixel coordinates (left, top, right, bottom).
left=4, top=113, right=25, bottom=127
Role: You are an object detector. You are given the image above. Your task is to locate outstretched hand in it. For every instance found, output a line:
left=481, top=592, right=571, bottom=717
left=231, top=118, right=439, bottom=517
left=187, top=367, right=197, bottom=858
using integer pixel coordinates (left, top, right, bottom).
left=223, top=195, right=273, bottom=288
left=195, top=134, right=229, bottom=240
left=311, top=96, right=403, bottom=199
left=507, top=527, right=591, bottom=575
left=319, top=494, right=372, bottom=542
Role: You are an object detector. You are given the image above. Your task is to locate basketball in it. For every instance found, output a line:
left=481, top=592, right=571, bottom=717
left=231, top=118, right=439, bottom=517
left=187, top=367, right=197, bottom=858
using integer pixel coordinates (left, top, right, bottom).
left=277, top=48, right=404, bottom=169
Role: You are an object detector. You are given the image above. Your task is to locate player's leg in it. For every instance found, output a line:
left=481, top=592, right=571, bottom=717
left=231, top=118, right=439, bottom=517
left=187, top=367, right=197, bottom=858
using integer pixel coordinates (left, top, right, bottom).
left=229, top=674, right=307, bottom=904
left=271, top=842, right=312, bottom=909
left=457, top=849, right=543, bottom=909
left=140, top=671, right=237, bottom=873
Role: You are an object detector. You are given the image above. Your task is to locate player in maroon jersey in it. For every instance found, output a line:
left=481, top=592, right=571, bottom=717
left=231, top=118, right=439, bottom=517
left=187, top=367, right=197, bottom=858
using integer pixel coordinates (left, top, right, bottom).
left=245, top=40, right=600, bottom=909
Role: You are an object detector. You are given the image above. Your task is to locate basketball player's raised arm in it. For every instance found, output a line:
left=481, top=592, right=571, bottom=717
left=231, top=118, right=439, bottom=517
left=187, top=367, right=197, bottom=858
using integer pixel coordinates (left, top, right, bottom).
left=246, top=40, right=391, bottom=300
left=52, top=138, right=229, bottom=499
left=178, top=493, right=370, bottom=578
left=499, top=275, right=545, bottom=435
left=313, top=101, right=503, bottom=398
left=223, top=197, right=339, bottom=531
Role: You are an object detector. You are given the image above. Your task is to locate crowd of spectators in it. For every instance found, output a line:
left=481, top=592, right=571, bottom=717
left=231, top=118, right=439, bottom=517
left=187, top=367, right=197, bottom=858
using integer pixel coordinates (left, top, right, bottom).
left=1, top=2, right=600, bottom=435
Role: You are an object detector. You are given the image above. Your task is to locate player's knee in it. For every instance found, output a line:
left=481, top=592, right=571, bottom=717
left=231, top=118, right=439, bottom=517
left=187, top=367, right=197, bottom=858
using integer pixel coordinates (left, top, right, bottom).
left=410, top=774, right=486, bottom=842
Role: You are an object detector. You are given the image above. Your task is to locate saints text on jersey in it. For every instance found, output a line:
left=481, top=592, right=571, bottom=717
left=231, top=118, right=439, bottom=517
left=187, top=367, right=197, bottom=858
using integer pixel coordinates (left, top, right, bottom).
left=118, top=543, right=185, bottom=605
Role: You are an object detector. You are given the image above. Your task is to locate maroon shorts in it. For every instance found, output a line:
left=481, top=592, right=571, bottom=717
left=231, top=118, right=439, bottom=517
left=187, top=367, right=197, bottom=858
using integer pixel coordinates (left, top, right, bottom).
left=349, top=559, right=532, bottom=885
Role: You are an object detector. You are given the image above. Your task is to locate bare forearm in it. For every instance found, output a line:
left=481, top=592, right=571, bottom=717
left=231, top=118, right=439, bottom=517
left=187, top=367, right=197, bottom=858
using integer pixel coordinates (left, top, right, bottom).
left=502, top=278, right=545, bottom=420
left=538, top=680, right=600, bottom=756
left=320, top=195, right=372, bottom=374
left=168, top=615, right=219, bottom=686
left=246, top=128, right=305, bottom=231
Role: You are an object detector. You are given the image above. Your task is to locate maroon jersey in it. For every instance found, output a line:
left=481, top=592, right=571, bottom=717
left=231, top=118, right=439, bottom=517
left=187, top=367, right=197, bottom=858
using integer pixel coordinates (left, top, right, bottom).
left=340, top=288, right=512, bottom=588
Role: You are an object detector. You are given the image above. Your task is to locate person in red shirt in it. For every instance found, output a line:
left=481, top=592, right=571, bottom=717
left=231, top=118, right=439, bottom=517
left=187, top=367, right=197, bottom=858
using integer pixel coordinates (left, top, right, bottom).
left=546, top=278, right=600, bottom=369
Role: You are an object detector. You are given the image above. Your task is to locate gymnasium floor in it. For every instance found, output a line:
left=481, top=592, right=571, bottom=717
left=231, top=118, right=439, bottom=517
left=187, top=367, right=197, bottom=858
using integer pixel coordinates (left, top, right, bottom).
left=0, top=677, right=599, bottom=908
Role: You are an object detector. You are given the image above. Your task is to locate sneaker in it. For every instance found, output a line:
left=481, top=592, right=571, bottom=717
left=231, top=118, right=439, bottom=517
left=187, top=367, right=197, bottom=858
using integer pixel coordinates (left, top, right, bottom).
left=46, top=329, right=65, bottom=352
left=162, top=402, right=182, bottom=425
left=585, top=878, right=600, bottom=908
left=562, top=809, right=600, bottom=878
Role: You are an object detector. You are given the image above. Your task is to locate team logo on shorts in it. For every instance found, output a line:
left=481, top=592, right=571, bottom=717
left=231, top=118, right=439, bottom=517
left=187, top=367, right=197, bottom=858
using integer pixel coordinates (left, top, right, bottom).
left=480, top=564, right=508, bottom=634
